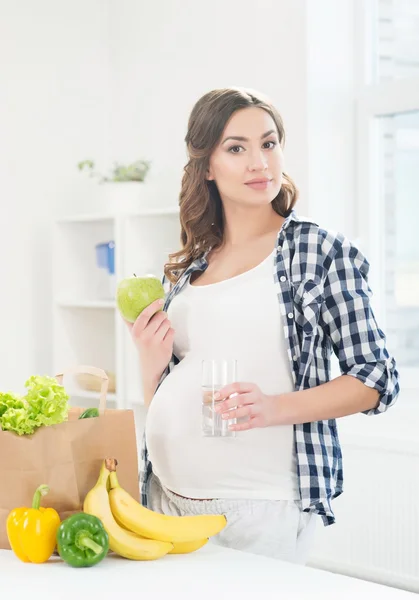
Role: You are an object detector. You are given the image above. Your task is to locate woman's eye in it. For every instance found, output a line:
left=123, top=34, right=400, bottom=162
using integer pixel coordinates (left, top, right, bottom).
left=228, top=145, right=244, bottom=153
left=228, top=141, right=277, bottom=153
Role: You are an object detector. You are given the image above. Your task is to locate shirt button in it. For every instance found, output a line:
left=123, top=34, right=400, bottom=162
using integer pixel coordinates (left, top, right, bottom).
left=280, top=276, right=286, bottom=282
left=292, top=355, right=298, bottom=361
left=288, top=312, right=294, bottom=320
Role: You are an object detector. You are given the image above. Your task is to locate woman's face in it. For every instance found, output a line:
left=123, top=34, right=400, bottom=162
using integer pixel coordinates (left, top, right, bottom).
left=206, top=107, right=284, bottom=207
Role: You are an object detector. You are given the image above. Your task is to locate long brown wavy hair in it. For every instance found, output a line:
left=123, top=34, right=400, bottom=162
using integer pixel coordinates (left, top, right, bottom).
left=164, top=87, right=299, bottom=284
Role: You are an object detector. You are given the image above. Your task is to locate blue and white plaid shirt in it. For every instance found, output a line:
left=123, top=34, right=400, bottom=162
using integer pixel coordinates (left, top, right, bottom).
left=139, top=210, right=400, bottom=526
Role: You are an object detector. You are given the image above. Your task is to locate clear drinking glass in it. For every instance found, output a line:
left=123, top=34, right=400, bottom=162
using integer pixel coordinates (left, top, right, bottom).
left=202, top=359, right=238, bottom=438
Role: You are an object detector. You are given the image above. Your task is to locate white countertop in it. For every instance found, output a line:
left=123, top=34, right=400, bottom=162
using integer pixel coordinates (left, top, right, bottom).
left=0, top=545, right=415, bottom=599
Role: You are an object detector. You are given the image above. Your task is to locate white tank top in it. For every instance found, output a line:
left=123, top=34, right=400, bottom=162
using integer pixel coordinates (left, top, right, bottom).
left=145, top=249, right=299, bottom=500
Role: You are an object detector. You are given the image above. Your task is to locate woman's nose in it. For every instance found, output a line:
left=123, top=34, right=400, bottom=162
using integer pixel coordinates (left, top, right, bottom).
left=248, top=150, right=268, bottom=171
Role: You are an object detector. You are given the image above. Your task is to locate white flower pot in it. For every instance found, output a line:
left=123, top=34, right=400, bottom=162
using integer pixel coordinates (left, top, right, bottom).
left=99, top=182, right=157, bottom=214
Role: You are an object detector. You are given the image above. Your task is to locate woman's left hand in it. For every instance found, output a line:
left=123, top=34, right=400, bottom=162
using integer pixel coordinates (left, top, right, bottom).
left=214, top=382, right=278, bottom=431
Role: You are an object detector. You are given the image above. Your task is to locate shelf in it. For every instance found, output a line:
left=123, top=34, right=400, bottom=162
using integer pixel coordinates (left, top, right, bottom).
left=55, top=206, right=179, bottom=224
left=56, top=214, right=115, bottom=224
left=126, top=206, right=180, bottom=217
left=70, top=389, right=117, bottom=402
left=56, top=300, right=116, bottom=309
left=53, top=207, right=181, bottom=412
left=69, top=388, right=118, bottom=410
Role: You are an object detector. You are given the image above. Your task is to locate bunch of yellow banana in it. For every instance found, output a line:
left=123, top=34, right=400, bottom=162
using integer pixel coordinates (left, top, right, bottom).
left=83, top=458, right=227, bottom=561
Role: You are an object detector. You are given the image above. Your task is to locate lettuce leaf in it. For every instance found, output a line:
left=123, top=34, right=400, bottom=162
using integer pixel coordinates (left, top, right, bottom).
left=0, top=392, right=25, bottom=418
left=0, top=406, right=37, bottom=435
left=0, top=376, right=69, bottom=436
left=24, top=375, right=69, bottom=428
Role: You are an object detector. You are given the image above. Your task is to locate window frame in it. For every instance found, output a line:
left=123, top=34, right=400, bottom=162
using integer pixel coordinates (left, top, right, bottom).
left=354, top=0, right=419, bottom=398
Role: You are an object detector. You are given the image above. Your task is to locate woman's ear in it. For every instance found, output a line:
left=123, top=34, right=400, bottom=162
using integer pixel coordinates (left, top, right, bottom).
left=206, top=167, right=214, bottom=181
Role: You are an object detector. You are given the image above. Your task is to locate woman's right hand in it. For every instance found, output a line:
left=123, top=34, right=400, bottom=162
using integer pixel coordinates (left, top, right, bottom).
left=126, top=298, right=175, bottom=387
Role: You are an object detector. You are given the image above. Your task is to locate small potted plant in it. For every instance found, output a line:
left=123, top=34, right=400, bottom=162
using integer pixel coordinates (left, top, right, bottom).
left=77, top=159, right=153, bottom=214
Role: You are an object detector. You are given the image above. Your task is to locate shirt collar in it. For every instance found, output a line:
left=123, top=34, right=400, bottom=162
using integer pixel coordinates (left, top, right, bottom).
left=282, top=209, right=318, bottom=230
left=187, top=210, right=318, bottom=273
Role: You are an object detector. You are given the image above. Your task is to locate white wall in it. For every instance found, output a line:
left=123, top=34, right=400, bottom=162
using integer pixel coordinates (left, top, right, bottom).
left=107, top=0, right=310, bottom=212
left=306, top=0, right=357, bottom=238
left=0, top=1, right=110, bottom=390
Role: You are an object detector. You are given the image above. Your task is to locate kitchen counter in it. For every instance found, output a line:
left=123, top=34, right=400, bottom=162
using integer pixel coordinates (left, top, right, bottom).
left=0, top=544, right=415, bottom=599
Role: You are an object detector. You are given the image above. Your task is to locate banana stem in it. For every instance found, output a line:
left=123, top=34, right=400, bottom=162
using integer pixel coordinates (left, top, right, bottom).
left=109, top=471, right=119, bottom=489
left=105, top=458, right=118, bottom=472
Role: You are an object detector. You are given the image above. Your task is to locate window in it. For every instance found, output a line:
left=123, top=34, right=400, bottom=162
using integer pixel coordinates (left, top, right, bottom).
left=378, top=111, right=419, bottom=374
left=355, top=0, right=419, bottom=428
left=375, top=0, right=419, bottom=82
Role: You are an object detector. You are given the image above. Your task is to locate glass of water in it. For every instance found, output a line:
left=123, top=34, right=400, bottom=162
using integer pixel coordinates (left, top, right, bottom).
left=202, top=359, right=238, bottom=438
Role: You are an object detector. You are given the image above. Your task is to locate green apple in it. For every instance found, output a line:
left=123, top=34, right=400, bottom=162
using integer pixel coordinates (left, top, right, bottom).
left=116, top=274, right=165, bottom=323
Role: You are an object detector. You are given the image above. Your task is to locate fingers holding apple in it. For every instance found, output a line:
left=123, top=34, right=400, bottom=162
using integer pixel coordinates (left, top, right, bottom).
left=154, top=317, right=175, bottom=345
left=132, top=306, right=174, bottom=365
left=133, top=309, right=168, bottom=343
left=116, top=274, right=174, bottom=381
left=131, top=302, right=165, bottom=339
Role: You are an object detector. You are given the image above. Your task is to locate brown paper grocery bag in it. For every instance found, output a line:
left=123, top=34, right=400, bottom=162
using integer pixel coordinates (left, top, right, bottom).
left=0, top=365, right=139, bottom=550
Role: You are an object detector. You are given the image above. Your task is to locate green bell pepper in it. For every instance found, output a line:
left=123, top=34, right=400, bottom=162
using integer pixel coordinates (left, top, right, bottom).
left=56, top=513, right=109, bottom=567
left=78, top=408, right=99, bottom=419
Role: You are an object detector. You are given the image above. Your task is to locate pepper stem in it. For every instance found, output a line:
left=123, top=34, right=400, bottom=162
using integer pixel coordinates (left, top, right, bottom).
left=32, top=484, right=50, bottom=510
left=77, top=534, right=103, bottom=555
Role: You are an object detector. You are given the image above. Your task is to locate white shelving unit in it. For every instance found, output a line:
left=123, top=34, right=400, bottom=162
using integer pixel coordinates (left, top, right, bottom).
left=52, top=207, right=180, bottom=410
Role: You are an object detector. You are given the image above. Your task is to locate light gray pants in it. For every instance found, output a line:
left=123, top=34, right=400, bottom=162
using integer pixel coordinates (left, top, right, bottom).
left=148, top=474, right=316, bottom=565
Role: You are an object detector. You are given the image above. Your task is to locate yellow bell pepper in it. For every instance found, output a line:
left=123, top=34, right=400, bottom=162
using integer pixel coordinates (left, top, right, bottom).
left=6, top=484, right=61, bottom=563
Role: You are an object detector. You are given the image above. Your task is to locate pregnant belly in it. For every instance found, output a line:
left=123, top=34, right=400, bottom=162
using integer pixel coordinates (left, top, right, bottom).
left=145, top=356, right=298, bottom=499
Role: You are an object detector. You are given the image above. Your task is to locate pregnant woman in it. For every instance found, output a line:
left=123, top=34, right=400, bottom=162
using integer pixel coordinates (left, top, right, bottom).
left=126, top=87, right=400, bottom=564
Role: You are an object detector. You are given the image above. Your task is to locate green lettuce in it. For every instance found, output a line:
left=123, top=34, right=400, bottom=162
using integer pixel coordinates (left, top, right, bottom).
left=0, top=406, right=37, bottom=435
left=0, top=392, right=25, bottom=418
left=0, top=375, right=69, bottom=436
left=25, top=375, right=69, bottom=428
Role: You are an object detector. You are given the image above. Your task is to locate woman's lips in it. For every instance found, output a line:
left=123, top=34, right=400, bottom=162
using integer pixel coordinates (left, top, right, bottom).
left=245, top=179, right=272, bottom=190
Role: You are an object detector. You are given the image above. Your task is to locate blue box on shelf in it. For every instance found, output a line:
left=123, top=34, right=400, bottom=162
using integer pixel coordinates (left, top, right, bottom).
left=95, top=241, right=116, bottom=299
left=95, top=241, right=115, bottom=275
